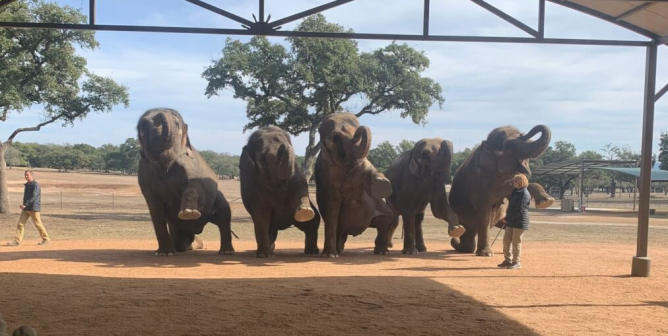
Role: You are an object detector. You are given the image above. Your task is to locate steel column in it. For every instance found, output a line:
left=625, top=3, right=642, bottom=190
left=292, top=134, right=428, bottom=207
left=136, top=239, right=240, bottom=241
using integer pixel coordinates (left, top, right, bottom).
left=89, top=0, right=96, bottom=25
left=423, top=0, right=430, bottom=36
left=259, top=0, right=264, bottom=22
left=538, top=0, right=545, bottom=38
left=579, top=160, right=584, bottom=211
left=632, top=43, right=657, bottom=277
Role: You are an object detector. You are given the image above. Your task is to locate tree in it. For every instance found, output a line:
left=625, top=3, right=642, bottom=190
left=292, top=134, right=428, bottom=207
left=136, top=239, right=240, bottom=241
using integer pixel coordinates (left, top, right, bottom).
left=534, top=141, right=578, bottom=199
left=118, top=138, right=140, bottom=175
left=600, top=143, right=620, bottom=197
left=3, top=146, right=23, bottom=168
left=203, top=14, right=444, bottom=181
left=368, top=141, right=398, bottom=172
left=451, top=147, right=474, bottom=177
left=0, top=1, right=130, bottom=212
left=659, top=132, right=668, bottom=170
left=396, top=140, right=416, bottom=154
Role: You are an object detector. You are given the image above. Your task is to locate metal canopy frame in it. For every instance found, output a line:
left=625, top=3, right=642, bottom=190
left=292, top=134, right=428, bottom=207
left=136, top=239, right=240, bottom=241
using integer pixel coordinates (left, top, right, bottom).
left=0, top=0, right=665, bottom=276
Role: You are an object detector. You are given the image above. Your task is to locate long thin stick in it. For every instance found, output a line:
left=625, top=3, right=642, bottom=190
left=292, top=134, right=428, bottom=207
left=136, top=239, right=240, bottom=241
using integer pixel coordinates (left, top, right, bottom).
left=491, top=225, right=505, bottom=246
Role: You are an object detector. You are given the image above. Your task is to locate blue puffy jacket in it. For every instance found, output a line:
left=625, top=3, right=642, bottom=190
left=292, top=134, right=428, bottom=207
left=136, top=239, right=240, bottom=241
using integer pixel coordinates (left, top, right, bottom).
left=505, top=187, right=530, bottom=230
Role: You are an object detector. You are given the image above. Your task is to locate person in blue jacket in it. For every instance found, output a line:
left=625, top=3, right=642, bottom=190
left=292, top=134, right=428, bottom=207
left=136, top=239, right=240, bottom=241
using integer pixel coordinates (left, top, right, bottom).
left=498, top=174, right=530, bottom=269
left=7, top=170, right=50, bottom=246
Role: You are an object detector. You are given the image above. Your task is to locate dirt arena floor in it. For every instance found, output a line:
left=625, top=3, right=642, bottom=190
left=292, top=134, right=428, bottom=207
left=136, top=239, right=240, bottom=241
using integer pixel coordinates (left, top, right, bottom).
left=1, top=169, right=668, bottom=335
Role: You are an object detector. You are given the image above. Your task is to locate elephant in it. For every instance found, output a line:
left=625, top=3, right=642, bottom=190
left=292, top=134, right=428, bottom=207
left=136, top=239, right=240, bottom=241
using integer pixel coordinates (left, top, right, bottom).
left=240, top=126, right=321, bottom=258
left=449, top=125, right=555, bottom=256
left=384, top=138, right=463, bottom=254
left=137, top=108, right=234, bottom=256
left=315, top=113, right=394, bottom=257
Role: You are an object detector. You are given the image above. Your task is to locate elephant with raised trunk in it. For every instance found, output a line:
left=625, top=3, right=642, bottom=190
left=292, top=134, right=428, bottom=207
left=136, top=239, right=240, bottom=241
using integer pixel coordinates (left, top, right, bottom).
left=385, top=138, right=463, bottom=254
left=315, top=113, right=394, bottom=258
left=240, top=126, right=321, bottom=258
left=449, top=125, right=555, bottom=256
left=137, top=108, right=234, bottom=256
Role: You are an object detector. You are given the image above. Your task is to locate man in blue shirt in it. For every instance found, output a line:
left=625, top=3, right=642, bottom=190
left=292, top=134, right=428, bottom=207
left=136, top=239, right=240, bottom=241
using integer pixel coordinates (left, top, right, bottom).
left=7, top=170, right=50, bottom=246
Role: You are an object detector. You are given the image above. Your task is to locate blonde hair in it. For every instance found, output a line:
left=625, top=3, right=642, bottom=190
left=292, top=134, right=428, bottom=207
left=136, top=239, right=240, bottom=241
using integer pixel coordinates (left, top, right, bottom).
left=513, top=174, right=529, bottom=188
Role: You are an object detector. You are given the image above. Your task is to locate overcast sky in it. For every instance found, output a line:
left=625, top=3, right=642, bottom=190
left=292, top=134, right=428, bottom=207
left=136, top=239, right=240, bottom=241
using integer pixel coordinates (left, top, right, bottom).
left=3, top=0, right=668, bottom=157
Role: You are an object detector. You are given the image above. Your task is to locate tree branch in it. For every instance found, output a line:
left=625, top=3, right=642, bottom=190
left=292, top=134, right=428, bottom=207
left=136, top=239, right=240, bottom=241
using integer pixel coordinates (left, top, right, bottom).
left=6, top=115, right=61, bottom=144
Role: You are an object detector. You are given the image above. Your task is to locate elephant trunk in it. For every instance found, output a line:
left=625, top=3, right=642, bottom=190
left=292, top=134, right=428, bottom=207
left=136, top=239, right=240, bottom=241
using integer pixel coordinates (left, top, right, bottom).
left=433, top=140, right=454, bottom=173
left=345, top=126, right=371, bottom=160
left=516, top=125, right=551, bottom=159
left=274, top=144, right=295, bottom=181
left=149, top=112, right=173, bottom=150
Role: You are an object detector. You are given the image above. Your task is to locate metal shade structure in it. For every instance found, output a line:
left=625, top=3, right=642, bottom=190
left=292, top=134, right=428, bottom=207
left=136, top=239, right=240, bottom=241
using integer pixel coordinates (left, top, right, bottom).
left=532, top=160, right=638, bottom=176
left=0, top=0, right=665, bottom=277
left=598, top=167, right=668, bottom=182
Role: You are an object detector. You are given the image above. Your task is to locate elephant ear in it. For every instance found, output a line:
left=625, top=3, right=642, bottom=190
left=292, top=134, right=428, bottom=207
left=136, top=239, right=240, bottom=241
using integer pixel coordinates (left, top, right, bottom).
left=240, top=146, right=256, bottom=170
left=476, top=141, right=498, bottom=172
left=408, top=152, right=420, bottom=176
left=180, top=123, right=193, bottom=157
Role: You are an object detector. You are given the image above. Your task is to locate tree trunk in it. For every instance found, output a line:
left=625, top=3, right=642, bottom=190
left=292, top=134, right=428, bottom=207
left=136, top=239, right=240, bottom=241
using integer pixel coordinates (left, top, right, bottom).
left=559, top=187, right=566, bottom=200
left=302, top=126, right=320, bottom=183
left=0, top=145, right=11, bottom=213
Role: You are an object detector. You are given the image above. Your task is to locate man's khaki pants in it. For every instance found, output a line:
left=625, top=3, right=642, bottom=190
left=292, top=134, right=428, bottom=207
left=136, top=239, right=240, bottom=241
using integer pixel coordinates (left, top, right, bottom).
left=503, top=227, right=525, bottom=264
left=13, top=210, right=50, bottom=243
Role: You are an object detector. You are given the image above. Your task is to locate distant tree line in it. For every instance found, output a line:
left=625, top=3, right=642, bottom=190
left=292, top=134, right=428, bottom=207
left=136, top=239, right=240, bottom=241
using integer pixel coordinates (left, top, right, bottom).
left=3, top=140, right=241, bottom=178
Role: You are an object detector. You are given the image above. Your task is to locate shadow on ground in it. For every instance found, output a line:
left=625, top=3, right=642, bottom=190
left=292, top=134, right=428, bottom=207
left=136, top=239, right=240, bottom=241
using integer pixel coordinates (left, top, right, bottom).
left=0, top=273, right=540, bottom=336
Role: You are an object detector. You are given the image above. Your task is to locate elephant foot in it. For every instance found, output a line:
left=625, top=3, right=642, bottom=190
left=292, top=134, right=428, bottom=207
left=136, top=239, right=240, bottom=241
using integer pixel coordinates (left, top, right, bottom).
left=191, top=235, right=204, bottom=250
left=154, top=248, right=176, bottom=256
left=402, top=248, right=419, bottom=255
left=321, top=249, right=339, bottom=258
left=451, top=238, right=475, bottom=253
left=304, top=247, right=320, bottom=255
left=370, top=176, right=393, bottom=199
left=178, top=208, right=201, bottom=220
left=448, top=225, right=466, bottom=238
left=476, top=248, right=494, bottom=257
left=387, top=241, right=394, bottom=248
left=218, top=249, right=235, bottom=255
left=294, top=207, right=315, bottom=222
left=417, top=245, right=427, bottom=253
left=256, top=252, right=274, bottom=258
left=535, top=197, right=555, bottom=209
left=374, top=247, right=390, bottom=255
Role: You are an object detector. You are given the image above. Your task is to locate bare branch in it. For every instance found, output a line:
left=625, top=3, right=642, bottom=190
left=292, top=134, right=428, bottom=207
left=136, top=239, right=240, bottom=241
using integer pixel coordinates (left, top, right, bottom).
left=6, top=115, right=61, bottom=144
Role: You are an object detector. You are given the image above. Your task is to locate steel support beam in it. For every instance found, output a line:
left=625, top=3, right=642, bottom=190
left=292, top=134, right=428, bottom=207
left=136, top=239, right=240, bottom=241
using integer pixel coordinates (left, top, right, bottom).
left=656, top=82, right=668, bottom=102
left=423, top=0, right=430, bottom=36
left=183, top=0, right=254, bottom=27
left=615, top=2, right=654, bottom=22
left=632, top=43, right=657, bottom=278
left=538, top=0, right=545, bottom=38
left=579, top=160, right=584, bottom=211
left=259, top=0, right=265, bottom=23
left=89, top=0, right=96, bottom=25
left=470, top=0, right=539, bottom=37
left=658, top=35, right=668, bottom=45
left=0, top=21, right=653, bottom=47
left=269, top=0, right=355, bottom=29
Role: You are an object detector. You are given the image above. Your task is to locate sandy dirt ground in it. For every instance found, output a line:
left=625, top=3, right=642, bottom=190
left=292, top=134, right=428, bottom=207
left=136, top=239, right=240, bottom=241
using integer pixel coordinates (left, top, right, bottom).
left=1, top=169, right=668, bottom=335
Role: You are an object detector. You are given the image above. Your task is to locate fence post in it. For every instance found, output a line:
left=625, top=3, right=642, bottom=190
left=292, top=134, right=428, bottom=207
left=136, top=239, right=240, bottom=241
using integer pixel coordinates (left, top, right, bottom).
left=112, top=192, right=115, bottom=211
left=60, top=191, right=63, bottom=210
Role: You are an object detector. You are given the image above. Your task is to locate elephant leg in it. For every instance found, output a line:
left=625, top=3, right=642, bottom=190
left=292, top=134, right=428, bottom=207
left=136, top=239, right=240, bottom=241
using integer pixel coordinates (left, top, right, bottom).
left=270, top=229, right=279, bottom=253
left=475, top=212, right=494, bottom=257
left=178, top=181, right=203, bottom=220
left=250, top=210, right=273, bottom=258
left=384, top=214, right=400, bottom=250
left=321, top=200, right=341, bottom=258
left=528, top=183, right=554, bottom=209
left=373, top=213, right=393, bottom=255
left=294, top=202, right=320, bottom=255
left=147, top=201, right=175, bottom=256
left=430, top=185, right=464, bottom=238
left=293, top=196, right=316, bottom=222
left=415, top=212, right=427, bottom=252
left=361, top=160, right=392, bottom=199
left=210, top=193, right=234, bottom=255
left=174, top=229, right=195, bottom=253
left=451, top=224, right=477, bottom=253
left=401, top=208, right=418, bottom=254
left=337, top=233, right=348, bottom=254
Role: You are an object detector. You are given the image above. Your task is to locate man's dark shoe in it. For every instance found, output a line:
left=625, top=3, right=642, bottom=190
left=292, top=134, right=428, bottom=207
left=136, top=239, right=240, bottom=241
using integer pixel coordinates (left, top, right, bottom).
left=6, top=241, right=20, bottom=246
left=507, top=262, right=521, bottom=269
left=497, top=260, right=512, bottom=268
left=37, top=240, right=50, bottom=246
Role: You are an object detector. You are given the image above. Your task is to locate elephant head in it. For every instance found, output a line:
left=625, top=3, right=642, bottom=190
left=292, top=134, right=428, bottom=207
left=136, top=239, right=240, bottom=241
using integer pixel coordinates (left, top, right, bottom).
left=408, top=138, right=454, bottom=181
left=476, top=125, right=551, bottom=176
left=319, top=113, right=372, bottom=166
left=242, top=126, right=296, bottom=181
left=137, top=108, right=192, bottom=169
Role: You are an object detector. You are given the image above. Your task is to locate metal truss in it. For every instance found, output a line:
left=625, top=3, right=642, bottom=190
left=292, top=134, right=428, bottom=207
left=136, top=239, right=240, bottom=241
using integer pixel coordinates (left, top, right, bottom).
left=0, top=0, right=661, bottom=47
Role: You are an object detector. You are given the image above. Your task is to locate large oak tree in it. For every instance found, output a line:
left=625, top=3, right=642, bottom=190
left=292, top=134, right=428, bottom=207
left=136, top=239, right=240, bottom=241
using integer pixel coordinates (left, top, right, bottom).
left=203, top=14, right=443, bottom=180
left=0, top=0, right=129, bottom=213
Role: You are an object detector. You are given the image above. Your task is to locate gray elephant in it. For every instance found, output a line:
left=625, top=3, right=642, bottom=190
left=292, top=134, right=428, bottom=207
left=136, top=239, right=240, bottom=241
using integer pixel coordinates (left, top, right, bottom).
left=0, top=313, right=36, bottom=336
left=137, top=108, right=234, bottom=256
left=449, top=125, right=554, bottom=256
left=315, top=113, right=394, bottom=258
left=384, top=138, right=463, bottom=254
left=240, top=126, right=321, bottom=257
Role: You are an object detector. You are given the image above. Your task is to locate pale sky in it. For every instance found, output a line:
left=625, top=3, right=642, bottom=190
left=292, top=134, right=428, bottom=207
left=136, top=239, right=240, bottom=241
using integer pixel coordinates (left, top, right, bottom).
left=3, top=0, right=668, bottom=157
